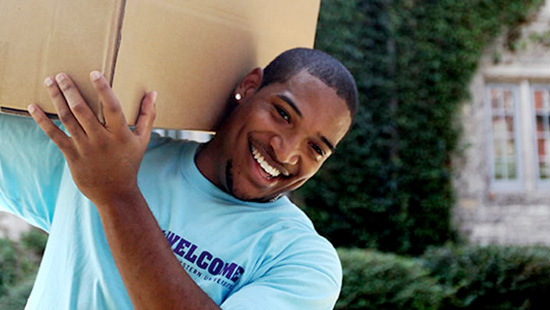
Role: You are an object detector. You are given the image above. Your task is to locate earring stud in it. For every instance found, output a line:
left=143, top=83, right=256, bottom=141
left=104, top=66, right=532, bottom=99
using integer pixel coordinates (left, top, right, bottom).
left=235, top=93, right=242, bottom=101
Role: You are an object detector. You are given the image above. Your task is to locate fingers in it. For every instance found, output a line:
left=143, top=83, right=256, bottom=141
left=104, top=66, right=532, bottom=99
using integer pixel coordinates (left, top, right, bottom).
left=89, top=71, right=127, bottom=131
left=27, top=104, right=76, bottom=158
left=40, top=71, right=153, bottom=146
left=54, top=73, right=103, bottom=136
left=134, top=91, right=157, bottom=144
left=43, top=76, right=86, bottom=141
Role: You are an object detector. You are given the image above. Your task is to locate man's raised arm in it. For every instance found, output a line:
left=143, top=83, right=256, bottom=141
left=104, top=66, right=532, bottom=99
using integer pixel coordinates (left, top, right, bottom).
left=28, top=72, right=221, bottom=310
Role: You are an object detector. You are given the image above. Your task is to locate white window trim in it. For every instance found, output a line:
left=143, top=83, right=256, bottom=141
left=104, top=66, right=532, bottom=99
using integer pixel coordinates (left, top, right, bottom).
left=518, top=79, right=536, bottom=194
left=531, top=84, right=550, bottom=189
left=483, top=61, right=550, bottom=196
left=485, top=83, right=524, bottom=191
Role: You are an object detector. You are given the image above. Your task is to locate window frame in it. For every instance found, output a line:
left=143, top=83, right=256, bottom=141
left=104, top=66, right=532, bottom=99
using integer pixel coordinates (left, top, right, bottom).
left=531, top=84, right=550, bottom=188
left=485, top=83, right=524, bottom=191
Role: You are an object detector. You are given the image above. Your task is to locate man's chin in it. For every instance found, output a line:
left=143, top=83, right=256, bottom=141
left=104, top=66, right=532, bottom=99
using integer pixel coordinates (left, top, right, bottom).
left=245, top=194, right=283, bottom=203
left=225, top=160, right=283, bottom=203
left=229, top=187, right=281, bottom=203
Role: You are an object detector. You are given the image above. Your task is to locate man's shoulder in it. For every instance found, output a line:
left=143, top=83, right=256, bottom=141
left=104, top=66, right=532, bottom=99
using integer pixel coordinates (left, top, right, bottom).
left=272, top=198, right=317, bottom=230
left=263, top=199, right=338, bottom=256
left=250, top=203, right=342, bottom=292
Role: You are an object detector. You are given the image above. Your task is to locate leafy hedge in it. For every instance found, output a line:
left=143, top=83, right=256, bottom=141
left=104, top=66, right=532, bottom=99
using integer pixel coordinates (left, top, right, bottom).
left=338, top=245, right=550, bottom=310
left=0, top=229, right=47, bottom=310
left=336, top=248, right=445, bottom=310
left=423, top=245, right=550, bottom=310
left=297, top=0, right=545, bottom=255
left=0, top=239, right=17, bottom=296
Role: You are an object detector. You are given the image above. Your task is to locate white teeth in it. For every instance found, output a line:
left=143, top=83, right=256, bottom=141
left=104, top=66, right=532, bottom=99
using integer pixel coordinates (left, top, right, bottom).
left=251, top=145, right=281, bottom=178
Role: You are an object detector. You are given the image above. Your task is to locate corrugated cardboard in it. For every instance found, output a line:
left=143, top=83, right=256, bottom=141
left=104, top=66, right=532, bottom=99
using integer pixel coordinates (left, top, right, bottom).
left=0, top=0, right=320, bottom=130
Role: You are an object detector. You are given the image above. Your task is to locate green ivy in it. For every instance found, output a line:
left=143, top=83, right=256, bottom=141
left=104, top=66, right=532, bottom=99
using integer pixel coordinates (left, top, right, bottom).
left=297, top=0, right=544, bottom=255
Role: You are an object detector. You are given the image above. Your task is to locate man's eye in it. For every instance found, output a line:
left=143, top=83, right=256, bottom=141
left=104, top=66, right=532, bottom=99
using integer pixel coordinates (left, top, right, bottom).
left=310, top=143, right=324, bottom=156
left=276, top=106, right=290, bottom=123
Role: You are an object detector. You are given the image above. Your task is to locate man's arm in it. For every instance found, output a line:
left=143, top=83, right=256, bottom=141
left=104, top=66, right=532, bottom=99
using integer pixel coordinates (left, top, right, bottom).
left=28, top=71, right=220, bottom=310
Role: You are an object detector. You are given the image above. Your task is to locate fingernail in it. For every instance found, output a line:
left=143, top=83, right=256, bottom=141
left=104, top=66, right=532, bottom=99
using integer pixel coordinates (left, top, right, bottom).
left=44, top=77, right=54, bottom=87
left=55, top=73, right=66, bottom=83
left=151, top=91, right=158, bottom=103
left=27, top=104, right=36, bottom=114
left=90, top=71, right=102, bottom=81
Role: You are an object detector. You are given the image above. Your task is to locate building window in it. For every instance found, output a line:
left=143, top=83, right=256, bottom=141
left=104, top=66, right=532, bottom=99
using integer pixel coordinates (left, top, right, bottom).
left=486, top=84, right=521, bottom=188
left=533, top=86, right=550, bottom=181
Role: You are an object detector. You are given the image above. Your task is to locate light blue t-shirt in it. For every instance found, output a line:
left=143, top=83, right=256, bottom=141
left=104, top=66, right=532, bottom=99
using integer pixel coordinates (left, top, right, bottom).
left=0, top=114, right=342, bottom=310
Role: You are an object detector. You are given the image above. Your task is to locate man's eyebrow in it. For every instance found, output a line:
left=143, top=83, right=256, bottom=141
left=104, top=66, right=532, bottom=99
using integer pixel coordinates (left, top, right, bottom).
left=277, top=94, right=303, bottom=118
left=276, top=93, right=334, bottom=153
left=320, top=136, right=335, bottom=153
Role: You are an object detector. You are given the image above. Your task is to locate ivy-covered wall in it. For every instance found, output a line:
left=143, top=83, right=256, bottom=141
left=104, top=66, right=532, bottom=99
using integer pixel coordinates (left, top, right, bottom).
left=296, top=0, right=544, bottom=255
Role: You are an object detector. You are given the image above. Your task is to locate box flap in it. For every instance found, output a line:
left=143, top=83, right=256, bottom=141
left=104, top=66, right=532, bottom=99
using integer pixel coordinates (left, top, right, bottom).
left=113, top=0, right=321, bottom=130
left=0, top=0, right=124, bottom=120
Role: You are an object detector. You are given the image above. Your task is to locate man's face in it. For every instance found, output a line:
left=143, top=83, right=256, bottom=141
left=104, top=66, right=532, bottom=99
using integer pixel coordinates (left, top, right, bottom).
left=200, top=69, right=352, bottom=202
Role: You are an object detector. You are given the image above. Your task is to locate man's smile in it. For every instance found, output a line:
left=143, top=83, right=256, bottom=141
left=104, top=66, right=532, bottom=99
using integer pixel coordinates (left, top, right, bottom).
left=251, top=144, right=281, bottom=179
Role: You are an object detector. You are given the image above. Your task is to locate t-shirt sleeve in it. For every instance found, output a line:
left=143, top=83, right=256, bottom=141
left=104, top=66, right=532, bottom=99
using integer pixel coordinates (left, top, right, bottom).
left=220, top=234, right=342, bottom=310
left=0, top=114, right=66, bottom=232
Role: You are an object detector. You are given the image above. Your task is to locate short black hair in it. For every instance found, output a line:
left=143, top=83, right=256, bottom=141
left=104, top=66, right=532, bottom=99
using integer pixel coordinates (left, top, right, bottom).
left=260, top=48, right=359, bottom=119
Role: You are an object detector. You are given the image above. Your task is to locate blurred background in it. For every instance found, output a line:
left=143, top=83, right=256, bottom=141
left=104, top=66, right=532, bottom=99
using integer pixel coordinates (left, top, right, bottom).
left=2, top=0, right=550, bottom=309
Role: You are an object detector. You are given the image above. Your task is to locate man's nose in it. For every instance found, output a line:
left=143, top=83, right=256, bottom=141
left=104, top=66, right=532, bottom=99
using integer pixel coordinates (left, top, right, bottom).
left=270, top=135, right=300, bottom=166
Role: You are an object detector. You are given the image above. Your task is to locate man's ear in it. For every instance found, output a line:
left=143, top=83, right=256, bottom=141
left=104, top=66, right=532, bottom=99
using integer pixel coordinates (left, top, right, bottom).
left=235, top=67, right=264, bottom=100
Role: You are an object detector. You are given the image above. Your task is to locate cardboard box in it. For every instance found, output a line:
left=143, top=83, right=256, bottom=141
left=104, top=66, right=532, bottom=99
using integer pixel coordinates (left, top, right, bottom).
left=0, top=0, right=320, bottom=130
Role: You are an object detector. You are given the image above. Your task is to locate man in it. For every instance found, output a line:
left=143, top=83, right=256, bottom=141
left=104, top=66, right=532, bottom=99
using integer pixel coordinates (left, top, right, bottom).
left=0, top=48, right=358, bottom=309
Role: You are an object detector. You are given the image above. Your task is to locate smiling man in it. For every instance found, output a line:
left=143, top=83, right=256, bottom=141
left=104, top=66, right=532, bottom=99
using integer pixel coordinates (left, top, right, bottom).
left=197, top=64, right=353, bottom=202
left=0, top=48, right=358, bottom=309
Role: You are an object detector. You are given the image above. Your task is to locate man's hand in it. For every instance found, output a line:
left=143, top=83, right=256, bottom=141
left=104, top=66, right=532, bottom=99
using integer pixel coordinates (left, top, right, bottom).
left=28, top=71, right=157, bottom=206
left=28, top=72, right=220, bottom=309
